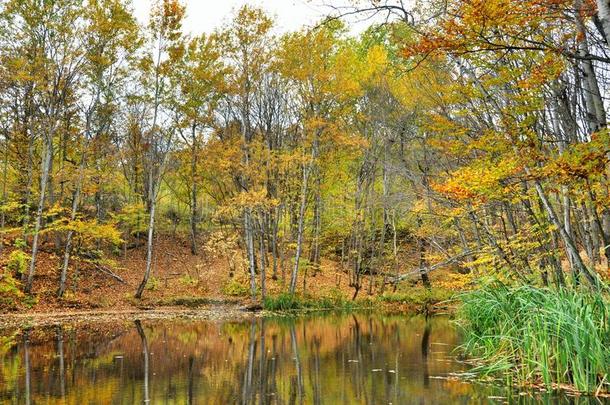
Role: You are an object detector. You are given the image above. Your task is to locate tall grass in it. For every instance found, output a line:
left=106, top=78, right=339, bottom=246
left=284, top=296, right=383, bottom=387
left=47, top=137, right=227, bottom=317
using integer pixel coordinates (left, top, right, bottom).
left=263, top=292, right=374, bottom=312
left=459, top=283, right=610, bottom=394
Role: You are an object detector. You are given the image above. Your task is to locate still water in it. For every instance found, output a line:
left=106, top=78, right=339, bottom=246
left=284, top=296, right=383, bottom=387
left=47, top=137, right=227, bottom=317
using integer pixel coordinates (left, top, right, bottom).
left=0, top=313, right=602, bottom=404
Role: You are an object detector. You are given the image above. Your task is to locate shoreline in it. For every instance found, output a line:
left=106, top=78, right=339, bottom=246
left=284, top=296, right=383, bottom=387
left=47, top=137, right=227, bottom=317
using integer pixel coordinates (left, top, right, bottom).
left=0, top=304, right=258, bottom=329
left=0, top=298, right=456, bottom=329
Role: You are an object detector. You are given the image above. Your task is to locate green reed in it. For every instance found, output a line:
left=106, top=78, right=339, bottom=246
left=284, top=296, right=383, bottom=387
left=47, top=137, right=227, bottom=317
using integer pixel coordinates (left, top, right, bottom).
left=459, top=283, right=609, bottom=394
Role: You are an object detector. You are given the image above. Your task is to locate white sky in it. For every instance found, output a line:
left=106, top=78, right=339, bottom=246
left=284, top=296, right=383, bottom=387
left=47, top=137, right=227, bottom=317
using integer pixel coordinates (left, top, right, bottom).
left=131, top=0, right=342, bottom=35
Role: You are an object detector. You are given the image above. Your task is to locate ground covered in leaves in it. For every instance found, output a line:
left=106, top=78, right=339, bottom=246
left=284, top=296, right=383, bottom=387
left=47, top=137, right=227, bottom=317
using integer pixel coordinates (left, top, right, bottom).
left=0, top=233, right=472, bottom=322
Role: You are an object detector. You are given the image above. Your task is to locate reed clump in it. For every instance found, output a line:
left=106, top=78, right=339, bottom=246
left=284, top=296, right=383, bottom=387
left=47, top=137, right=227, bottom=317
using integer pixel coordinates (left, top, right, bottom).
left=459, top=283, right=610, bottom=395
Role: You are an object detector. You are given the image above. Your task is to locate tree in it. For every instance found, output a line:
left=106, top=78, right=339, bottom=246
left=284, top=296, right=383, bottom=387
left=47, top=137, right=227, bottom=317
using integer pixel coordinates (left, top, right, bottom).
left=170, top=33, right=228, bottom=255
left=133, top=0, right=185, bottom=299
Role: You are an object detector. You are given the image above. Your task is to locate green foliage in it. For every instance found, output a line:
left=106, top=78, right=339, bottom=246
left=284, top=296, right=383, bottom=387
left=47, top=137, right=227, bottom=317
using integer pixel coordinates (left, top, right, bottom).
left=111, top=203, right=148, bottom=237
left=379, top=288, right=454, bottom=307
left=179, top=273, right=198, bottom=287
left=263, top=293, right=302, bottom=311
left=0, top=262, right=24, bottom=309
left=459, top=284, right=610, bottom=394
left=263, top=290, right=375, bottom=312
left=7, top=250, right=29, bottom=276
left=221, top=279, right=249, bottom=297
left=146, top=276, right=161, bottom=291
left=13, top=238, right=26, bottom=249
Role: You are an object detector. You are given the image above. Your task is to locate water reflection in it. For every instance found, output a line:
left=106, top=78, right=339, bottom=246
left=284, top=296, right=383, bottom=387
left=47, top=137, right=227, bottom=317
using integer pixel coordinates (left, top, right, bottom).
left=0, top=313, right=602, bottom=404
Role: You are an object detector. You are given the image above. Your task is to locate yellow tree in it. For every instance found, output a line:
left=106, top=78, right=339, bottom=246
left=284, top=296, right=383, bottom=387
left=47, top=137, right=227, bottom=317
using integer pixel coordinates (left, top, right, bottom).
left=277, top=22, right=366, bottom=294
left=221, top=6, right=274, bottom=298
left=133, top=0, right=186, bottom=299
left=169, top=33, right=228, bottom=255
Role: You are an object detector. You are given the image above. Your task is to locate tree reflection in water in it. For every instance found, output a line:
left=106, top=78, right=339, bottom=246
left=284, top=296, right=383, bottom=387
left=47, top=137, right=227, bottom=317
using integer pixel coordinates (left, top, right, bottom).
left=0, top=313, right=600, bottom=404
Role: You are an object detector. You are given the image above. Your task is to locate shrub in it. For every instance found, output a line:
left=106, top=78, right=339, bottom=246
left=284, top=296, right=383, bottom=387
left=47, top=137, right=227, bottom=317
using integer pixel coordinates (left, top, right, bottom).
left=221, top=279, right=249, bottom=297
left=0, top=269, right=24, bottom=310
left=7, top=249, right=29, bottom=276
left=146, top=276, right=161, bottom=291
left=179, top=273, right=199, bottom=287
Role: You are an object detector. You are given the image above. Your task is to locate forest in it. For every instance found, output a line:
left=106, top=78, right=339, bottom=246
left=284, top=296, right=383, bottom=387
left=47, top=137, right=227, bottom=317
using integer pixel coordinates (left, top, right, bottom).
left=0, top=0, right=610, bottom=396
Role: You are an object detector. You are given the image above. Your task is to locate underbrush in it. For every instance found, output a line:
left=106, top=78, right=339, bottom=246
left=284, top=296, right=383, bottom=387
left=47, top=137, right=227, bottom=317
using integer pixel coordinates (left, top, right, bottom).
left=0, top=272, right=24, bottom=310
left=263, top=291, right=374, bottom=312
left=379, top=287, right=455, bottom=307
left=459, top=283, right=610, bottom=395
left=263, top=286, right=456, bottom=313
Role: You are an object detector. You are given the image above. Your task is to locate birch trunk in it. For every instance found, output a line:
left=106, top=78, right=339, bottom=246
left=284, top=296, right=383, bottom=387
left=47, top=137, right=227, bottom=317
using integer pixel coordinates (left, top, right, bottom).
left=25, top=136, right=52, bottom=293
left=290, top=159, right=311, bottom=294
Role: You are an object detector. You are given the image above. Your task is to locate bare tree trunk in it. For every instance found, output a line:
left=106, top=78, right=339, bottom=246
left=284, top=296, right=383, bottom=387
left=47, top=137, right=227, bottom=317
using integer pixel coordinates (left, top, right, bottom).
left=0, top=137, right=8, bottom=253
left=259, top=218, right=266, bottom=300
left=57, top=188, right=79, bottom=297
left=586, top=186, right=610, bottom=267
left=308, top=177, right=321, bottom=273
left=271, top=205, right=280, bottom=280
left=417, top=216, right=431, bottom=289
left=534, top=179, right=598, bottom=288
left=135, top=195, right=157, bottom=299
left=22, top=132, right=35, bottom=240
left=290, top=159, right=311, bottom=295
left=391, top=211, right=399, bottom=291
left=189, top=183, right=198, bottom=255
left=58, top=144, right=87, bottom=297
left=25, top=136, right=52, bottom=293
left=189, top=124, right=198, bottom=255
left=244, top=209, right=257, bottom=298
left=595, top=0, right=610, bottom=43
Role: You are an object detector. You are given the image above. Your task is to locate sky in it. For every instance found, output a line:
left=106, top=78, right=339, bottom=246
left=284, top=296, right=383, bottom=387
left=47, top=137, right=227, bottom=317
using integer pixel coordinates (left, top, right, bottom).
left=131, top=0, right=344, bottom=35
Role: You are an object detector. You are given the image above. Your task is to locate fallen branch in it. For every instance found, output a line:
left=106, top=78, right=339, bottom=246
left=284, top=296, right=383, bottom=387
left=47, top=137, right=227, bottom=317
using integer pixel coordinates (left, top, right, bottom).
left=390, top=250, right=477, bottom=283
left=93, top=264, right=126, bottom=284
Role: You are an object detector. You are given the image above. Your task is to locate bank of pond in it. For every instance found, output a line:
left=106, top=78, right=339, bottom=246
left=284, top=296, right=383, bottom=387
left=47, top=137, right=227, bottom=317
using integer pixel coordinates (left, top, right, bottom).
left=0, top=287, right=608, bottom=404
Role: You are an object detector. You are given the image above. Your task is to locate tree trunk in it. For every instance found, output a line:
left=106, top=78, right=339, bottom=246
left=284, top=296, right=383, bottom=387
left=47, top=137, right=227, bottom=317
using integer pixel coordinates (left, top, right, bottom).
left=189, top=124, right=198, bottom=255
left=271, top=205, right=280, bottom=280
left=595, top=0, right=610, bottom=44
left=58, top=148, right=87, bottom=297
left=290, top=158, right=311, bottom=295
left=259, top=218, right=266, bottom=300
left=189, top=182, right=198, bottom=255
left=534, top=180, right=598, bottom=288
left=25, top=137, right=52, bottom=293
left=57, top=190, right=79, bottom=298
left=135, top=197, right=157, bottom=299
left=244, top=209, right=257, bottom=298
left=417, top=216, right=431, bottom=289
left=0, top=138, right=8, bottom=253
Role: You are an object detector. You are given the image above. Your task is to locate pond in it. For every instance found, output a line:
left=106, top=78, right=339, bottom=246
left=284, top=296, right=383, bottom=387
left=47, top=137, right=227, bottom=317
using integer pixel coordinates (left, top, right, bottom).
left=0, top=312, right=601, bottom=404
